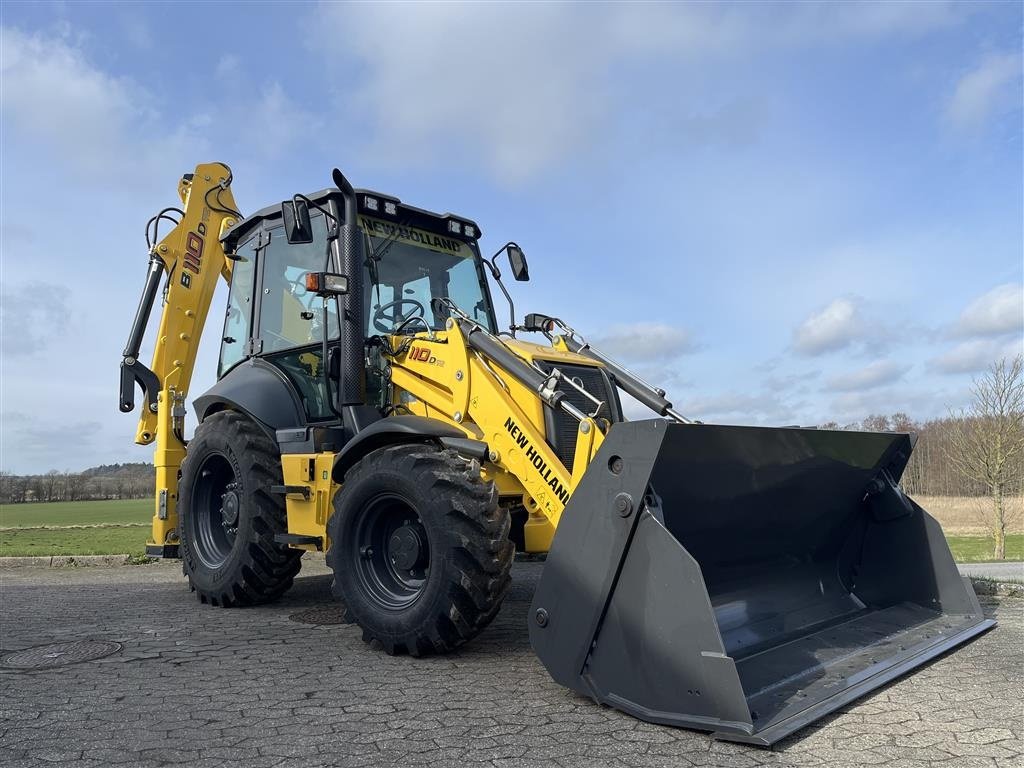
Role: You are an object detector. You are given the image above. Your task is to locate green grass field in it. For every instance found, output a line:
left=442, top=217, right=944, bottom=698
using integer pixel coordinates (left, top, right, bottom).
left=0, top=498, right=151, bottom=528
left=0, top=526, right=147, bottom=556
left=1, top=499, right=1022, bottom=562
left=945, top=534, right=1023, bottom=563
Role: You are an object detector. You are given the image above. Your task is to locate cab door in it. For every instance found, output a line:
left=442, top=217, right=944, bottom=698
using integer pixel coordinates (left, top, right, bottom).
left=218, top=212, right=340, bottom=422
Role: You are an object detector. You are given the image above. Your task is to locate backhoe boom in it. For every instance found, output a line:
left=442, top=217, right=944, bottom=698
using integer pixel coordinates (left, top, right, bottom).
left=119, top=163, right=240, bottom=556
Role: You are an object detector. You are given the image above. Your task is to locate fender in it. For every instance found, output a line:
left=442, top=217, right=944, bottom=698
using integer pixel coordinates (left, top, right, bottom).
left=332, top=415, right=479, bottom=481
left=193, top=358, right=305, bottom=439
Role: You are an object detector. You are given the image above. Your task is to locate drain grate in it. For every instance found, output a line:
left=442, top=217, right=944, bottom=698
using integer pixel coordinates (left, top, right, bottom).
left=289, top=605, right=345, bottom=626
left=1, top=641, right=122, bottom=670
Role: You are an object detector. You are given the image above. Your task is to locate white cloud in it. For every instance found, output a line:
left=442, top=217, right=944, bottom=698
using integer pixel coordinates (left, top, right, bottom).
left=802, top=1, right=961, bottom=39
left=0, top=26, right=192, bottom=176
left=0, top=27, right=310, bottom=179
left=216, top=53, right=241, bottom=81
left=675, top=390, right=805, bottom=426
left=309, top=4, right=607, bottom=182
left=946, top=51, right=1022, bottom=131
left=118, top=12, right=154, bottom=49
left=309, top=3, right=972, bottom=184
left=792, top=297, right=865, bottom=356
left=0, top=282, right=71, bottom=357
left=0, top=411, right=109, bottom=472
left=683, top=391, right=779, bottom=416
left=826, top=360, right=908, bottom=392
left=1, top=27, right=147, bottom=171
left=590, top=322, right=697, bottom=362
left=763, top=370, right=820, bottom=393
left=260, top=83, right=322, bottom=155
left=929, top=337, right=1024, bottom=375
left=825, top=378, right=980, bottom=426
left=953, top=283, right=1023, bottom=338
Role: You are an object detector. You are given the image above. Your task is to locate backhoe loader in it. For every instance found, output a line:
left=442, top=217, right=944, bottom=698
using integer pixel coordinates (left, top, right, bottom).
left=120, top=163, right=994, bottom=745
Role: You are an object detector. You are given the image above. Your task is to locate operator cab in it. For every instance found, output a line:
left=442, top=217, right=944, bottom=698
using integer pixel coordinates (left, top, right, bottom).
left=217, top=188, right=497, bottom=424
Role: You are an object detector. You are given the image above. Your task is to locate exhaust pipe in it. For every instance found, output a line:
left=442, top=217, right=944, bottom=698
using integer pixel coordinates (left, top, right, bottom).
left=331, top=169, right=364, bottom=410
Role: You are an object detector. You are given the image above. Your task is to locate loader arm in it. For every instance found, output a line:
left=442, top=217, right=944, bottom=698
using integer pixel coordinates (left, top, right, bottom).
left=119, top=163, right=241, bottom=556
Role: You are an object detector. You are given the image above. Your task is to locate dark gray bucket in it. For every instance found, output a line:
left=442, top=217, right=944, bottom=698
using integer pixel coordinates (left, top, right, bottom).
left=529, top=420, right=994, bottom=745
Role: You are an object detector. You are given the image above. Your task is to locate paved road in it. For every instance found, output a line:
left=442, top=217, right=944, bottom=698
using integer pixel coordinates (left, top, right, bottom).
left=1, top=560, right=1021, bottom=768
left=959, top=562, right=1024, bottom=582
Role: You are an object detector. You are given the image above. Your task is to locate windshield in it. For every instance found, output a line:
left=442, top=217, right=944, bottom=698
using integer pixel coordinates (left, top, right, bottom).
left=360, top=215, right=494, bottom=335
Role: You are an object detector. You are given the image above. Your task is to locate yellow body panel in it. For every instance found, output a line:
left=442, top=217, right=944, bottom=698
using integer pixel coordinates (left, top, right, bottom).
left=137, top=164, right=239, bottom=551
left=139, top=164, right=612, bottom=556
left=280, top=454, right=338, bottom=551
left=280, top=323, right=607, bottom=554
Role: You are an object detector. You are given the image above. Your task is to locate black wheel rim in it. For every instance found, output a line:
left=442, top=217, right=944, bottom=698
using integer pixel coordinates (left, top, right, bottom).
left=353, top=493, right=429, bottom=610
left=191, top=453, right=240, bottom=570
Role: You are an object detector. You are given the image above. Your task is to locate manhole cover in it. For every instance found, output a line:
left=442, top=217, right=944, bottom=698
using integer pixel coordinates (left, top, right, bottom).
left=1, top=641, right=122, bottom=670
left=290, top=605, right=345, bottom=626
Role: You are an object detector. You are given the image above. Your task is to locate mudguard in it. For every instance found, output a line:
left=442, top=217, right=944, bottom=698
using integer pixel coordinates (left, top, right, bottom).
left=331, top=415, right=469, bottom=481
left=193, top=358, right=305, bottom=437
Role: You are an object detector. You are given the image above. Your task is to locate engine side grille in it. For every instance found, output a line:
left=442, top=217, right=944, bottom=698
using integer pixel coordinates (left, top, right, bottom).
left=534, top=361, right=621, bottom=473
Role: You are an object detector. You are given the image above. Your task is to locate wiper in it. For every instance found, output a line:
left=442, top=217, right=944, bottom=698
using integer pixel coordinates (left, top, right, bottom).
left=369, top=218, right=411, bottom=263
left=365, top=219, right=412, bottom=305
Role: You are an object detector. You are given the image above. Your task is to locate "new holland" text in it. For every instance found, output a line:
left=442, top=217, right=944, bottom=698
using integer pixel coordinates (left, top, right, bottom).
left=504, top=416, right=570, bottom=504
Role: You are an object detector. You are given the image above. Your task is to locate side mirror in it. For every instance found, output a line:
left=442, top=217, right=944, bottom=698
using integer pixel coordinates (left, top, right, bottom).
left=282, top=197, right=313, bottom=244
left=508, top=245, right=529, bottom=282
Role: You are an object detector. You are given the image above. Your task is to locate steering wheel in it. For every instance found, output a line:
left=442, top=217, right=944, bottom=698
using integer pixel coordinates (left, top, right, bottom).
left=372, top=298, right=426, bottom=334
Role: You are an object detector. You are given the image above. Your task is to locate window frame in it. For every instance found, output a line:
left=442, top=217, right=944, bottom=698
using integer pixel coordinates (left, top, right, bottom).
left=217, top=232, right=259, bottom=379
left=252, top=215, right=335, bottom=356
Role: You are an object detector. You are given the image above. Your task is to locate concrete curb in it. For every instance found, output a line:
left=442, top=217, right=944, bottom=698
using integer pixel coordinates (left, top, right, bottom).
left=0, top=554, right=139, bottom=568
left=970, top=578, right=1024, bottom=598
left=0, top=554, right=1021, bottom=595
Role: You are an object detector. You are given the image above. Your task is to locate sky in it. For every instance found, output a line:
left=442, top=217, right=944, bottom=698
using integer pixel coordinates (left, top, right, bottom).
left=1, top=1, right=1022, bottom=474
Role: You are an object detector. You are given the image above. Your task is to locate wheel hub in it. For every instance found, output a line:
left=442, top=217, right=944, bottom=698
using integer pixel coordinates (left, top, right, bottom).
left=388, top=524, right=426, bottom=571
left=220, top=486, right=239, bottom=527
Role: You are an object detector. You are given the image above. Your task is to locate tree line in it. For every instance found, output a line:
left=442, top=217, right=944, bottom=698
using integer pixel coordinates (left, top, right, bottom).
left=817, top=413, right=1022, bottom=499
left=0, top=463, right=155, bottom=504
left=0, top=417, right=1018, bottom=504
left=2, top=359, right=1021, bottom=558
left=827, top=357, right=1023, bottom=559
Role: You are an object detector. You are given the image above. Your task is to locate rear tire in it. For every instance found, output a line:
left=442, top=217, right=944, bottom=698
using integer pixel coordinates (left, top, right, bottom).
left=327, top=444, right=513, bottom=655
left=178, top=411, right=302, bottom=606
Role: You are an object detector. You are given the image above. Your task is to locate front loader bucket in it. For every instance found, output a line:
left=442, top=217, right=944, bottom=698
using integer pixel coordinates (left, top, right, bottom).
left=529, top=420, right=994, bottom=746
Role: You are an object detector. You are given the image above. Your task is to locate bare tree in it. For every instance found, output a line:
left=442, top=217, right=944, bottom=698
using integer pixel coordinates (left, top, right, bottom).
left=890, top=412, right=917, bottom=433
left=65, top=473, right=86, bottom=502
left=43, top=470, right=60, bottom=502
left=0, top=471, right=12, bottom=504
left=946, top=356, right=1024, bottom=559
left=862, top=414, right=892, bottom=432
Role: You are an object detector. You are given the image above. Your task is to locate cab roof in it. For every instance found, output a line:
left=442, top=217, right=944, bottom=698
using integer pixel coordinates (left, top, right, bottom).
left=221, top=187, right=482, bottom=252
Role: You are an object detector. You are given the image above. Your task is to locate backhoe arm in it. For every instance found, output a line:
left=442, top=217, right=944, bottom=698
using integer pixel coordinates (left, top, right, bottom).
left=119, top=163, right=240, bottom=556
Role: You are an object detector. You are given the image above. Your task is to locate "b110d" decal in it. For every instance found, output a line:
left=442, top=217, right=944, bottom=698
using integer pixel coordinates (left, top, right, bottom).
left=179, top=222, right=206, bottom=289
left=408, top=347, right=444, bottom=366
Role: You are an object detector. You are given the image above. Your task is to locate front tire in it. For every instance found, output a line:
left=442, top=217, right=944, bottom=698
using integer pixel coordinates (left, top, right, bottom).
left=178, top=411, right=302, bottom=606
left=327, top=444, right=513, bottom=655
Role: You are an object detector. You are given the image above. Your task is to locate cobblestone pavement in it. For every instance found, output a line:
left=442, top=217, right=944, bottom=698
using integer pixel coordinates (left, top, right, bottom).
left=1, top=560, right=1021, bottom=768
left=959, top=562, right=1024, bottom=582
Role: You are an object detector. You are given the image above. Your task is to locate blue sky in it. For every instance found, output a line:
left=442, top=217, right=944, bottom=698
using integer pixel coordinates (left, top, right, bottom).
left=1, top=1, right=1021, bottom=474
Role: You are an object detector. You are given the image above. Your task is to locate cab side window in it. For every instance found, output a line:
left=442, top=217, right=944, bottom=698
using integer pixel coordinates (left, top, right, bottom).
left=219, top=238, right=256, bottom=376
left=258, top=215, right=335, bottom=354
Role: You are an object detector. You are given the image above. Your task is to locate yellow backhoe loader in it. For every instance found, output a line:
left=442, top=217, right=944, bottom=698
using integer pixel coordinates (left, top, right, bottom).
left=120, top=163, right=994, bottom=745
